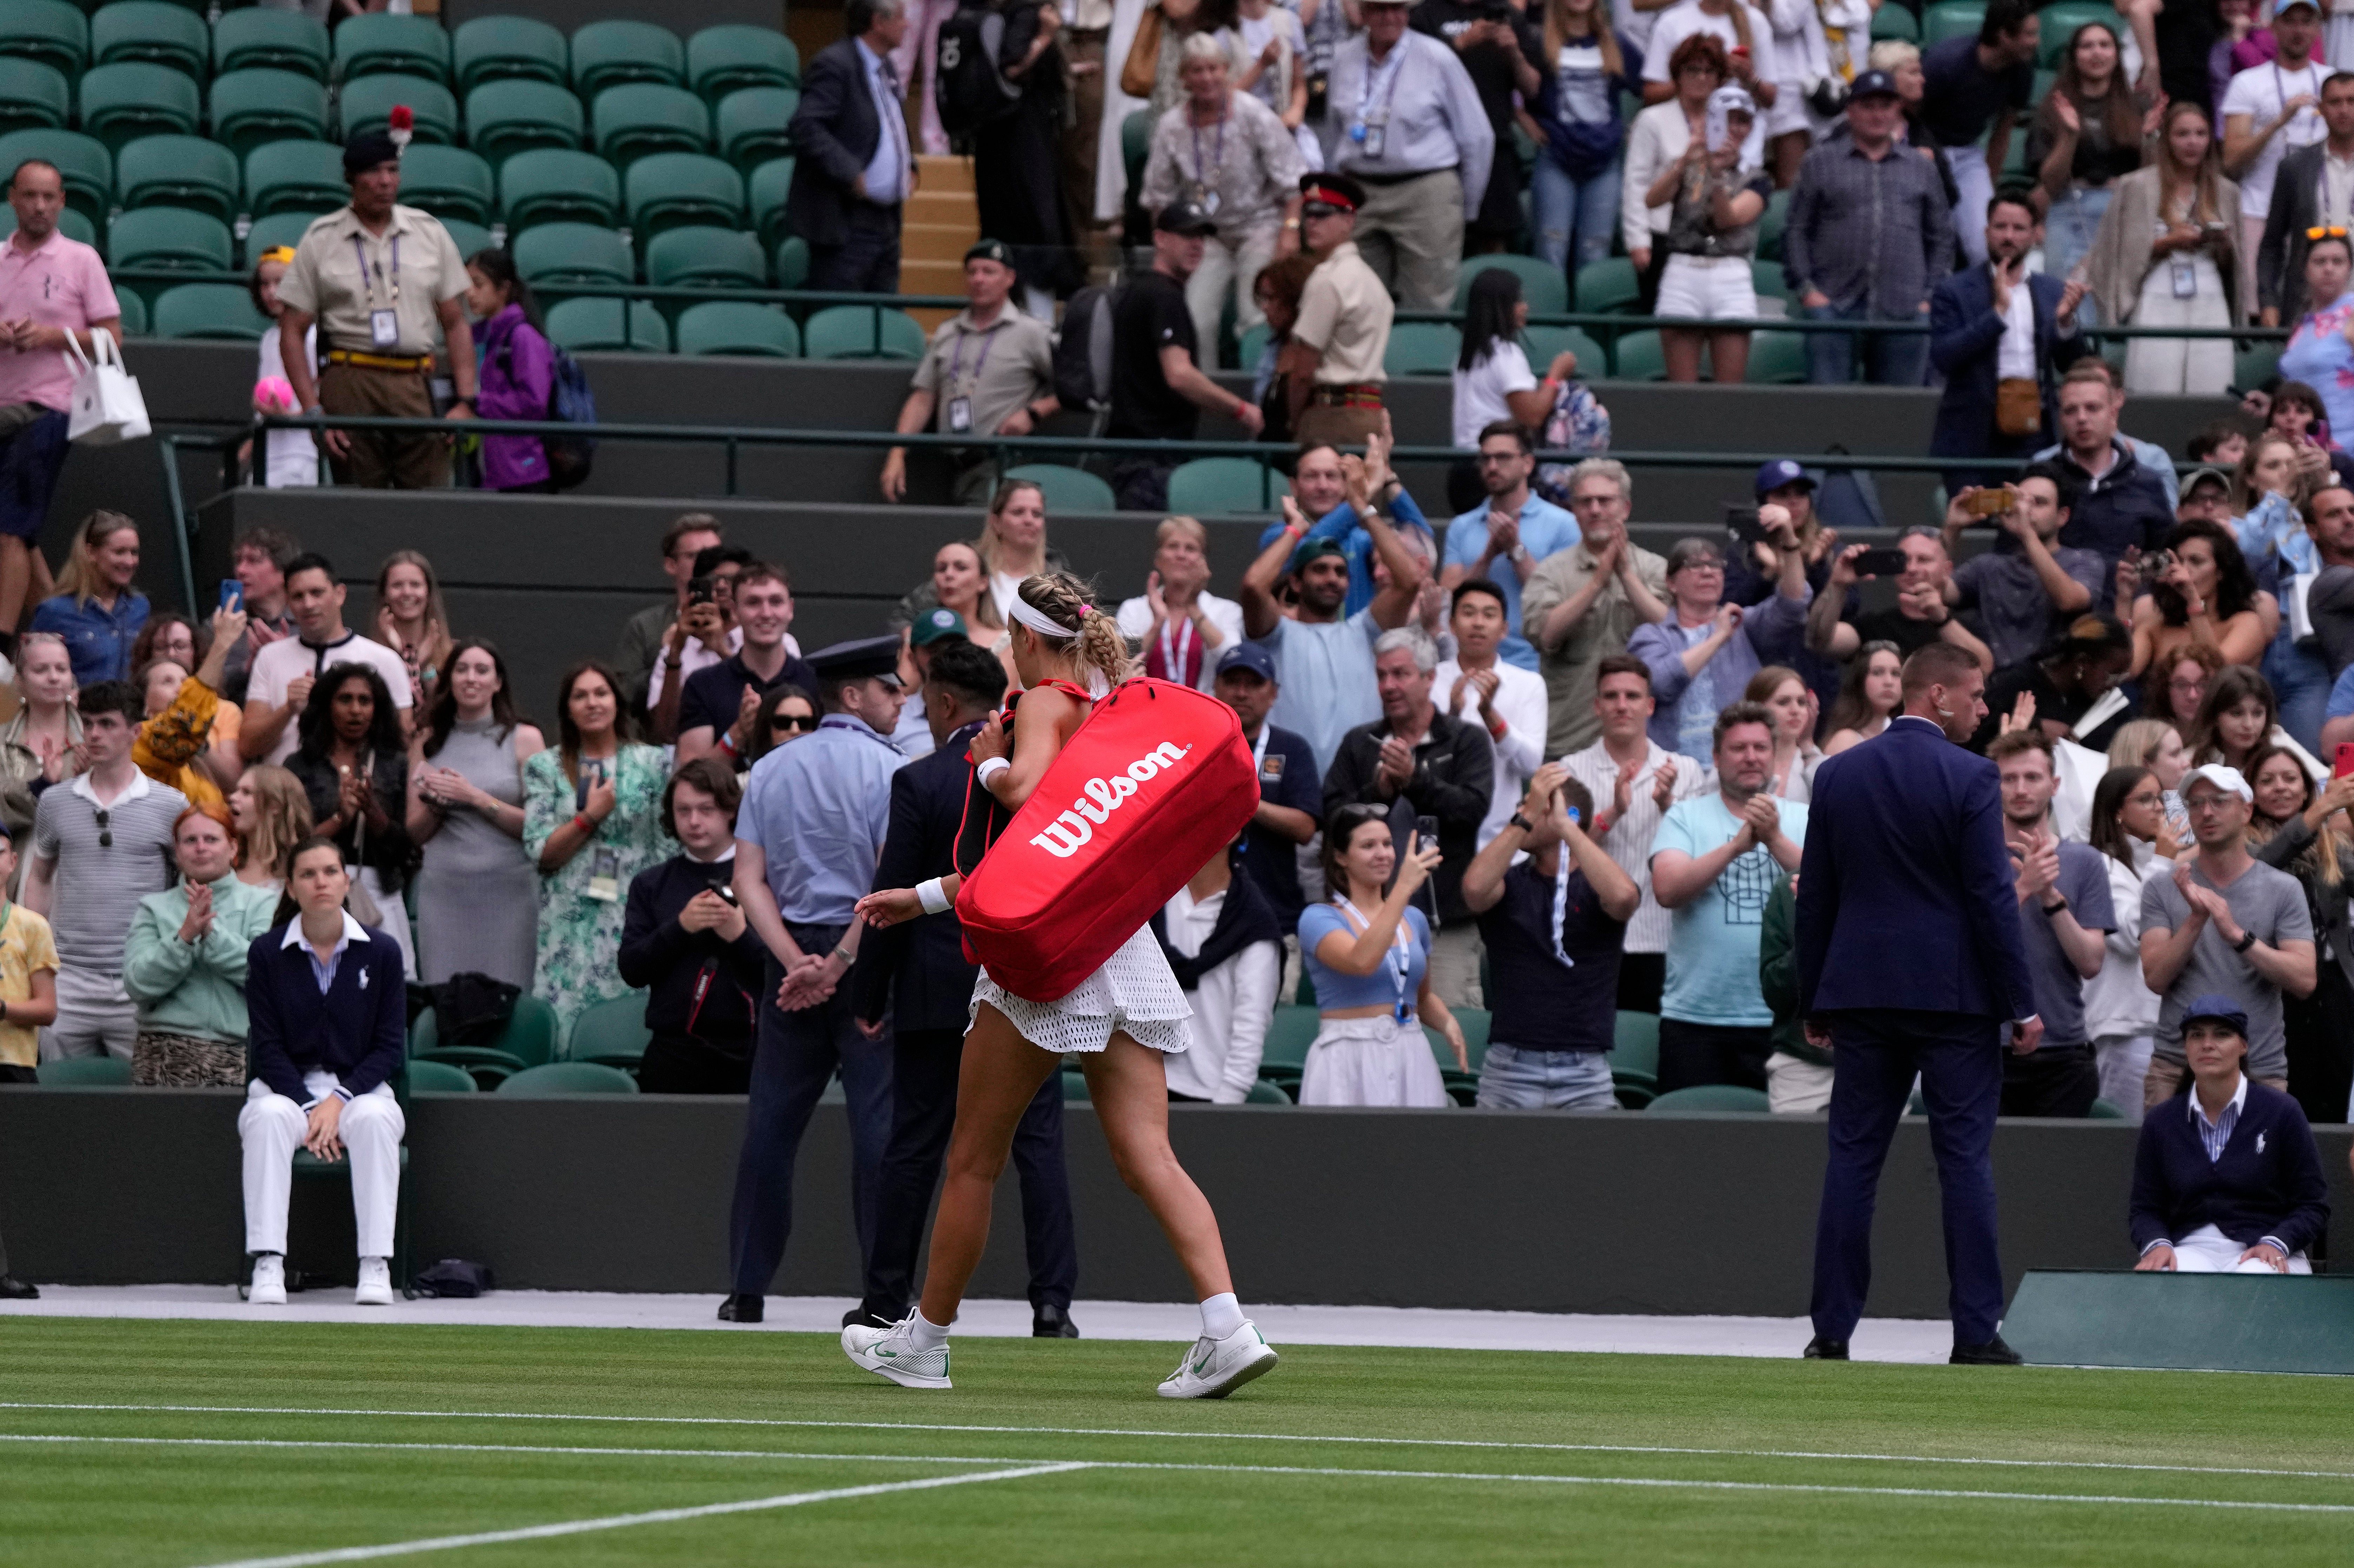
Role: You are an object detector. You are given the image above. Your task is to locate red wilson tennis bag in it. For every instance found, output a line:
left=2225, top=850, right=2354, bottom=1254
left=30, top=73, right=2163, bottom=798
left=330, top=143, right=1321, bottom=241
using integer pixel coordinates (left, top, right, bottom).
left=956, top=677, right=1260, bottom=1002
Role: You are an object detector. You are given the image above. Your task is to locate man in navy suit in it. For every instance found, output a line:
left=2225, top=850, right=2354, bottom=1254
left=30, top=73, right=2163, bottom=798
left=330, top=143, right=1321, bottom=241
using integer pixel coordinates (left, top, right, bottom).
left=1796, top=642, right=2041, bottom=1365
left=849, top=638, right=1079, bottom=1337
left=786, top=0, right=914, bottom=293
left=1927, top=191, right=2091, bottom=489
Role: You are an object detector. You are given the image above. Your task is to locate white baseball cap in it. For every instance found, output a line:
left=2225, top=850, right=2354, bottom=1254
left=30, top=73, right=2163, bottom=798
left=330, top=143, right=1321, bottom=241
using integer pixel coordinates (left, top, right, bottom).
left=2183, top=763, right=2253, bottom=803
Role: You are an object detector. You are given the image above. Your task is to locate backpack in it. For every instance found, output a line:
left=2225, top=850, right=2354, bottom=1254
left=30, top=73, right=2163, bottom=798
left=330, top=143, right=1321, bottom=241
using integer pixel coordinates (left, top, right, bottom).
left=1808, top=444, right=1887, bottom=535
left=540, top=342, right=597, bottom=489
left=1052, top=284, right=1117, bottom=413
left=935, top=6, right=1023, bottom=136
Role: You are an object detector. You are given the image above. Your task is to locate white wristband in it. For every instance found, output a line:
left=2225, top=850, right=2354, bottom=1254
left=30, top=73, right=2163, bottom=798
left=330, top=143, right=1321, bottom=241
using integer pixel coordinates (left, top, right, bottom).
left=976, top=756, right=1011, bottom=787
left=917, top=877, right=951, bottom=915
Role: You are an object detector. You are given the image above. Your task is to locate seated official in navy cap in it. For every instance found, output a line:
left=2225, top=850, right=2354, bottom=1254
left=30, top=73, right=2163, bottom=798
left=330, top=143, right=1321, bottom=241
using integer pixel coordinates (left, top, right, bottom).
left=2130, top=994, right=2330, bottom=1275
left=883, top=238, right=1060, bottom=507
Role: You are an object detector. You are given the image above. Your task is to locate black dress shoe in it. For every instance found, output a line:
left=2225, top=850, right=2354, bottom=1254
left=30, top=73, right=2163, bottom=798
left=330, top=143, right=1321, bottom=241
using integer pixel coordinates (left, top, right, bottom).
left=716, top=1293, right=763, bottom=1323
left=1802, top=1334, right=1849, bottom=1360
left=1032, top=1303, right=1080, bottom=1339
left=0, top=1275, right=37, bottom=1300
left=843, top=1304, right=896, bottom=1330
left=1950, top=1334, right=2023, bottom=1366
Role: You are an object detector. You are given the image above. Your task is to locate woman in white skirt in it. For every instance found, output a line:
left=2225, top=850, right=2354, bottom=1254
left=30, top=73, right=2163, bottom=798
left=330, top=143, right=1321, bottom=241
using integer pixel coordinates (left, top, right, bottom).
left=1296, top=804, right=1467, bottom=1107
left=2083, top=101, right=2240, bottom=398
left=846, top=571, right=1277, bottom=1400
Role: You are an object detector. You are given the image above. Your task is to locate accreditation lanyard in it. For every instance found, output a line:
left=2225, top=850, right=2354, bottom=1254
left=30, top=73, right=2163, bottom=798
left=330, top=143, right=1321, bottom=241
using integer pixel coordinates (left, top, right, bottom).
left=1151, top=615, right=1197, bottom=685
left=1354, top=45, right=1407, bottom=156
left=1251, top=723, right=1271, bottom=779
left=2277, top=64, right=2325, bottom=148
left=1190, top=113, right=1229, bottom=212
left=1548, top=852, right=1577, bottom=970
left=352, top=233, right=403, bottom=349
left=1335, top=894, right=1413, bottom=1022
left=944, top=322, right=997, bottom=433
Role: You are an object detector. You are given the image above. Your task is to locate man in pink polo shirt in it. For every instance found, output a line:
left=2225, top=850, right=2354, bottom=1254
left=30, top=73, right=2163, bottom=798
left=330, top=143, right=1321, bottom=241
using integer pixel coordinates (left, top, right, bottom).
left=0, top=159, right=120, bottom=640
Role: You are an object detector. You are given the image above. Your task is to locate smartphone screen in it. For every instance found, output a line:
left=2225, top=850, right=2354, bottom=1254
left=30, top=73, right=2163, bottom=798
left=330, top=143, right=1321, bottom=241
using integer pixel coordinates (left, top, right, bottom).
left=2335, top=743, right=2354, bottom=779
left=1724, top=505, right=1768, bottom=546
left=1854, top=547, right=1909, bottom=576
left=219, top=579, right=243, bottom=613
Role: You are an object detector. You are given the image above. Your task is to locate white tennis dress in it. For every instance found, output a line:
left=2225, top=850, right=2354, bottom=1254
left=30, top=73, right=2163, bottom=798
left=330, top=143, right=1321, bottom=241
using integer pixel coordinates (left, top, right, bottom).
left=972, top=925, right=1193, bottom=1056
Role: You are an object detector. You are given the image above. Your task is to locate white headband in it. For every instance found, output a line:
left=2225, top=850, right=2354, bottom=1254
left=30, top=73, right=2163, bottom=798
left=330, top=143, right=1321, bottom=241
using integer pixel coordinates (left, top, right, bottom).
left=1006, top=593, right=1111, bottom=698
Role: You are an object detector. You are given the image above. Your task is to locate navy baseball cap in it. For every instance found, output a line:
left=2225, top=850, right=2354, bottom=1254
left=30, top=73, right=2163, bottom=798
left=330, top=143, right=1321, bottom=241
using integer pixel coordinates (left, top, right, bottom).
left=1754, top=459, right=1815, bottom=497
left=1850, top=69, right=1900, bottom=100
left=2180, top=994, right=2250, bottom=1036
left=1215, top=642, right=1278, bottom=683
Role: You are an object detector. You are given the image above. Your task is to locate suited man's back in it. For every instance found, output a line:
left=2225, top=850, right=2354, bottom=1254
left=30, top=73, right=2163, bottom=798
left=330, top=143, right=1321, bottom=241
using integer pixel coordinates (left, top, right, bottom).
left=853, top=724, right=981, bottom=1033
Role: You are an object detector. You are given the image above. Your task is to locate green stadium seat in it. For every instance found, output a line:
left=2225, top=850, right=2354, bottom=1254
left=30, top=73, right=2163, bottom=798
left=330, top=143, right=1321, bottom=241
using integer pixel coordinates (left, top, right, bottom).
left=513, top=221, right=633, bottom=286
left=77, top=61, right=201, bottom=152
left=0, top=0, right=87, bottom=82
left=571, top=18, right=686, bottom=98
left=2236, top=340, right=2281, bottom=391
left=245, top=139, right=344, bottom=218
left=0, top=203, right=95, bottom=248
left=412, top=994, right=557, bottom=1089
left=111, top=281, right=143, bottom=332
left=1750, top=259, right=1789, bottom=301
left=115, top=134, right=238, bottom=223
left=0, top=129, right=111, bottom=224
left=39, top=1055, right=130, bottom=1085
left=546, top=295, right=671, bottom=353
left=1758, top=187, right=1789, bottom=261
left=625, top=149, right=743, bottom=240
left=212, top=8, right=329, bottom=82
left=675, top=299, right=799, bottom=356
left=1610, top=328, right=1667, bottom=380
left=1005, top=462, right=1116, bottom=512
left=1428, top=1007, right=1491, bottom=1077
left=1242, top=1078, right=1292, bottom=1105
left=1452, top=253, right=1569, bottom=315
left=403, top=1057, right=477, bottom=1093
left=451, top=15, right=567, bottom=96
left=339, top=73, right=457, bottom=146
left=500, top=148, right=619, bottom=233
left=152, top=280, right=268, bottom=339
left=774, top=233, right=808, bottom=289
left=747, top=154, right=795, bottom=250
left=1573, top=254, right=1641, bottom=315
left=496, top=1061, right=639, bottom=1095
left=689, top=24, right=799, bottom=100
left=592, top=82, right=711, bottom=169
left=395, top=143, right=495, bottom=225
left=1237, top=322, right=1269, bottom=369
left=1060, top=1068, right=1090, bottom=1101
left=2036, top=2, right=2117, bottom=68
left=1745, top=329, right=1809, bottom=384
left=439, top=216, right=492, bottom=265
left=0, top=61, right=71, bottom=138
left=1923, top=1, right=1985, bottom=47
left=91, top=2, right=208, bottom=80
left=1383, top=320, right=1459, bottom=376
left=644, top=224, right=764, bottom=289
left=1870, top=2, right=1920, bottom=41
left=242, top=207, right=325, bottom=262
left=1167, top=456, right=1288, bottom=514
left=1257, top=1003, right=1318, bottom=1090
left=713, top=85, right=797, bottom=173
left=210, top=68, right=330, bottom=158
left=1520, top=325, right=1605, bottom=379
left=1645, top=1083, right=1772, bottom=1114
left=1121, top=108, right=1150, bottom=195
left=333, top=13, right=451, bottom=86
left=463, top=80, right=583, bottom=166
left=2087, top=1096, right=2124, bottom=1120
left=107, top=204, right=231, bottom=274
left=801, top=302, right=925, bottom=359
left=1611, top=1008, right=1660, bottom=1092
left=563, top=992, right=652, bottom=1069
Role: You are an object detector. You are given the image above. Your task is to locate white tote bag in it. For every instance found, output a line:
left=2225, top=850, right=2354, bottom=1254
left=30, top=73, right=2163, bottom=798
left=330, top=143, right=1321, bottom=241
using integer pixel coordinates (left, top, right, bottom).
left=61, top=328, right=150, bottom=445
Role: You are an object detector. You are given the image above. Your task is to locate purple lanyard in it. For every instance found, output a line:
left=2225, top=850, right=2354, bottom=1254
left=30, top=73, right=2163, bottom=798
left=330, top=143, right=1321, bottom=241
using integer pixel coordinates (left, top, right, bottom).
left=948, top=322, right=997, bottom=389
left=351, top=234, right=400, bottom=306
left=1190, top=113, right=1228, bottom=184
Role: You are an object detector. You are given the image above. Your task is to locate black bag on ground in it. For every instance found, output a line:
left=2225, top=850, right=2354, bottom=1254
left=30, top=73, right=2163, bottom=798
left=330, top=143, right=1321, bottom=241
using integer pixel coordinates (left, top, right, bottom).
left=411, top=1259, right=496, bottom=1298
left=426, top=973, right=520, bottom=1047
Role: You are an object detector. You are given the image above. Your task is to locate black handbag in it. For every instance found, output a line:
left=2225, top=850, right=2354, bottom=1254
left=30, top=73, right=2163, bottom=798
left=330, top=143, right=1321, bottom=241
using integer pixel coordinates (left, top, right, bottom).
left=410, top=1259, right=496, bottom=1298
left=426, top=972, right=520, bottom=1048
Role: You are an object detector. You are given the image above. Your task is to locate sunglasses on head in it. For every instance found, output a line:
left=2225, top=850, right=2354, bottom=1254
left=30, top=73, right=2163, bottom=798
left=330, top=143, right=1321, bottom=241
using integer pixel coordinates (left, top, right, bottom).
left=2309, top=225, right=2350, bottom=241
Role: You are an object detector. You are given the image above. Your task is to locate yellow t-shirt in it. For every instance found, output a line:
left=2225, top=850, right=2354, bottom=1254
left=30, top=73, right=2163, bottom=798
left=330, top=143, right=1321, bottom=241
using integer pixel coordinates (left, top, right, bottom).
left=0, top=901, right=59, bottom=1068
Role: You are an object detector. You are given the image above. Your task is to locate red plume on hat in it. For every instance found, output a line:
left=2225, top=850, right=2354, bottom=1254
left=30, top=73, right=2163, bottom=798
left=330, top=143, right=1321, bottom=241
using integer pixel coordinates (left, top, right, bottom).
left=388, top=104, right=413, bottom=154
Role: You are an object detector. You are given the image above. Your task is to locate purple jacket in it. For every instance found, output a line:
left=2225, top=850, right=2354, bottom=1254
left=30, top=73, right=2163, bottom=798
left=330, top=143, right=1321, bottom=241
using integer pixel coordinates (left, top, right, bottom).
left=474, top=304, right=554, bottom=491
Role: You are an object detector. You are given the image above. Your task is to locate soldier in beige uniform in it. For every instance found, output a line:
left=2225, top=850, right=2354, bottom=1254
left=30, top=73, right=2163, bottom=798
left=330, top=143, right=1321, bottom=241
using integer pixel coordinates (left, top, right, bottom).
left=1285, top=173, right=1395, bottom=452
left=275, top=132, right=476, bottom=490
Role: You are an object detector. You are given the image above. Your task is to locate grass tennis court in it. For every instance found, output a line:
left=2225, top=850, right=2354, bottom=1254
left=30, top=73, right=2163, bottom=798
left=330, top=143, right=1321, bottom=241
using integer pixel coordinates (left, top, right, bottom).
left=5, top=1317, right=2352, bottom=1567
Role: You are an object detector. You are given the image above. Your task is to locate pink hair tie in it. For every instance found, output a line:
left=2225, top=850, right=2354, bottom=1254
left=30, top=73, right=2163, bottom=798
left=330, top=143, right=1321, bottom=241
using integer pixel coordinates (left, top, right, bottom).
left=1080, top=604, right=1095, bottom=615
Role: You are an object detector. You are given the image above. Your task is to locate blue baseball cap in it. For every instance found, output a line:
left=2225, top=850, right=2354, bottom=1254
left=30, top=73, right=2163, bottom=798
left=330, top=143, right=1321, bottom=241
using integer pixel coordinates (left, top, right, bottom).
left=1215, top=642, right=1278, bottom=683
left=1850, top=69, right=1900, bottom=101
left=1755, top=459, right=1815, bottom=498
left=2180, top=994, right=2250, bottom=1037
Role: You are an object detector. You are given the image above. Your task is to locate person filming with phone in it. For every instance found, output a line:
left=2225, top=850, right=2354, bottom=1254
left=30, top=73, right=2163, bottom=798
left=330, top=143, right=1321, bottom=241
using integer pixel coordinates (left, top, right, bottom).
left=1937, top=464, right=2107, bottom=670
left=1927, top=191, right=2090, bottom=486
left=618, top=758, right=766, bottom=1095
left=1809, top=527, right=1996, bottom=672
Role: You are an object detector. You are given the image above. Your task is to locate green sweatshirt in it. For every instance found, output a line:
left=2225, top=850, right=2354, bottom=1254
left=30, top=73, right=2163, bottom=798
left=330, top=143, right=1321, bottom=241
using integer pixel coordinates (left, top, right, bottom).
left=121, top=875, right=280, bottom=1045
left=1758, top=874, right=1830, bottom=1068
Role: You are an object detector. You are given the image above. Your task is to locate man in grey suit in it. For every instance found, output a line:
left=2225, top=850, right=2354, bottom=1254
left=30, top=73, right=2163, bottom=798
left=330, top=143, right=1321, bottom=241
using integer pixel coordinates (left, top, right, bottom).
left=2258, top=70, right=2354, bottom=328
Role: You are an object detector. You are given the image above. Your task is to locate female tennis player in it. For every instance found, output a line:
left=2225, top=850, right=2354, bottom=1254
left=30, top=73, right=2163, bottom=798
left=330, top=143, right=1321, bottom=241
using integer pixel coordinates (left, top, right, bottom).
left=844, top=571, right=1277, bottom=1399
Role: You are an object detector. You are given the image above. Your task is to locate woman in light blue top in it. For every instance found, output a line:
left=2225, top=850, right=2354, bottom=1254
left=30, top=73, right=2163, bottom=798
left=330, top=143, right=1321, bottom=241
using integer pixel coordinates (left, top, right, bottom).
left=1296, top=803, right=1464, bottom=1107
left=2275, top=235, right=2354, bottom=440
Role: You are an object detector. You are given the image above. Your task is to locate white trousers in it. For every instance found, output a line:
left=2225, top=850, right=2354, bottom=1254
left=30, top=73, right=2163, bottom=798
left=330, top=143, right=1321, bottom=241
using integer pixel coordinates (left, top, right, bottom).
left=38, top=965, right=137, bottom=1062
left=2124, top=257, right=2233, bottom=396
left=1766, top=1050, right=1835, bottom=1113
left=2165, top=1222, right=2314, bottom=1274
left=1948, top=144, right=1992, bottom=268
left=240, top=1073, right=405, bottom=1259
left=1186, top=226, right=1281, bottom=373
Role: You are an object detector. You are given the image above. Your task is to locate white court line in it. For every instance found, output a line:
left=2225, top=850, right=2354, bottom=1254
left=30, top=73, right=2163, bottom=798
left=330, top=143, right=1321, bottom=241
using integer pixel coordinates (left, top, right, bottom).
left=190, top=1463, right=1092, bottom=1568
left=6, top=1401, right=2351, bottom=1484
left=6, top=1432, right=2354, bottom=1517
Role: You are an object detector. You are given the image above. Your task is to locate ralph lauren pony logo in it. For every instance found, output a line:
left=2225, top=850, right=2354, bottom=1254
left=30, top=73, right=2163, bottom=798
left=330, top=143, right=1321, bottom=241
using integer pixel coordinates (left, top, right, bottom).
left=1028, top=742, right=1193, bottom=859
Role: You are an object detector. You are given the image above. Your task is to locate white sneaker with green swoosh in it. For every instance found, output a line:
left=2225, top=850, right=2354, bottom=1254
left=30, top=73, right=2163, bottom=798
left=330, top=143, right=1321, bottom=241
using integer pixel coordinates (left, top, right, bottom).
left=1156, top=1322, right=1278, bottom=1399
left=842, top=1314, right=952, bottom=1389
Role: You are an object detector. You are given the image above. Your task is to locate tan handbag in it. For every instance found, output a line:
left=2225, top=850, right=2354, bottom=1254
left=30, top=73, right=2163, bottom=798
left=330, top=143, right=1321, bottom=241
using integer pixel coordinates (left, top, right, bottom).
left=1995, top=377, right=2041, bottom=438
left=1120, top=5, right=1165, bottom=98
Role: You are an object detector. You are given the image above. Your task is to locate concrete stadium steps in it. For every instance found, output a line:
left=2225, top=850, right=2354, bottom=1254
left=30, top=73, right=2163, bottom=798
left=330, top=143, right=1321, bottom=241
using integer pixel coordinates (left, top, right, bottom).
left=905, top=154, right=981, bottom=330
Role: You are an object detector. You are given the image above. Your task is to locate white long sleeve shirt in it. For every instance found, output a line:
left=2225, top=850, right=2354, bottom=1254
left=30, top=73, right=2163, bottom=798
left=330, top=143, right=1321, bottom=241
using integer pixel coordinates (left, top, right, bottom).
left=1434, top=656, right=1548, bottom=848
left=1160, top=885, right=1281, bottom=1103
left=1621, top=99, right=1690, bottom=255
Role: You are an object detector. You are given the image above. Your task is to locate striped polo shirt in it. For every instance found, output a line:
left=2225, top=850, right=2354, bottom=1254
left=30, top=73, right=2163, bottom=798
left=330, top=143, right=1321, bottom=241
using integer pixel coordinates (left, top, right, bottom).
left=30, top=769, right=185, bottom=973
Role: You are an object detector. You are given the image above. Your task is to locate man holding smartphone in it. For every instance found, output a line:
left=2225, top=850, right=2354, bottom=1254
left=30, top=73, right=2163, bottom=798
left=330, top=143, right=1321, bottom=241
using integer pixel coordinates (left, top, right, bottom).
left=1807, top=527, right=1996, bottom=672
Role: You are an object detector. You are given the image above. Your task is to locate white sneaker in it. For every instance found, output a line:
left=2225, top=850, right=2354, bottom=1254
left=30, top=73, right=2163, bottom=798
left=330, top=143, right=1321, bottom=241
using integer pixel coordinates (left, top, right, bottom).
left=354, top=1257, right=394, bottom=1306
left=841, top=1314, right=952, bottom=1389
left=1157, top=1322, right=1278, bottom=1400
left=247, top=1254, right=286, bottom=1306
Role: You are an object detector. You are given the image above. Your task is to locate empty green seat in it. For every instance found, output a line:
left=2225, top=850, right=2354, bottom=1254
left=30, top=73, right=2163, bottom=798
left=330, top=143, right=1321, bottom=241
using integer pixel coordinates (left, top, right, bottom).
left=747, top=154, right=795, bottom=250
left=0, top=61, right=71, bottom=138
left=625, top=150, right=743, bottom=240
left=463, top=80, right=583, bottom=165
left=546, top=295, right=670, bottom=353
left=1923, top=1, right=1986, bottom=46
left=1610, top=328, right=1667, bottom=380
left=451, top=15, right=567, bottom=96
left=564, top=992, right=652, bottom=1069
left=334, top=13, right=450, bottom=86
left=513, top=221, right=634, bottom=286
left=1745, top=329, right=1808, bottom=384
left=395, top=143, right=494, bottom=225
left=644, top=224, right=763, bottom=289
left=245, top=139, right=344, bottom=218
left=713, top=85, right=796, bottom=172
left=412, top=994, right=557, bottom=1089
left=773, top=233, right=807, bottom=289
left=1870, top=4, right=1920, bottom=41
left=115, top=134, right=238, bottom=223
left=40, top=1055, right=130, bottom=1085
left=1383, top=320, right=1459, bottom=376
left=1757, top=186, right=1790, bottom=261
left=440, top=216, right=492, bottom=263
left=404, top=1057, right=477, bottom=1093
left=1167, top=456, right=1288, bottom=514
left=1611, top=1009, right=1660, bottom=1107
left=1646, top=1083, right=1773, bottom=1114
left=1573, top=254, right=1641, bottom=315
left=497, top=1061, right=639, bottom=1095
left=1750, top=258, right=1788, bottom=301
left=340, top=73, right=457, bottom=146
left=91, top=2, right=207, bottom=80
left=79, top=62, right=201, bottom=152
left=1003, top=462, right=1116, bottom=513
left=571, top=19, right=686, bottom=98
left=152, top=281, right=269, bottom=339
left=0, top=129, right=110, bottom=224
left=210, top=68, right=330, bottom=157
left=2236, top=340, right=2282, bottom=391
left=1243, top=1079, right=1292, bottom=1105
left=1520, top=324, right=1605, bottom=379
left=242, top=208, right=325, bottom=261
left=1453, top=252, right=1569, bottom=315
left=213, top=8, right=329, bottom=82
left=107, top=205, right=231, bottom=273
left=500, top=147, right=619, bottom=233
left=1237, top=322, right=1269, bottom=369
left=1, top=0, right=87, bottom=81
left=689, top=24, right=799, bottom=100
left=592, top=82, right=710, bottom=169
left=801, top=302, right=925, bottom=359
left=676, top=300, right=799, bottom=356
left=111, top=282, right=142, bottom=332
left=1257, top=1004, right=1318, bottom=1088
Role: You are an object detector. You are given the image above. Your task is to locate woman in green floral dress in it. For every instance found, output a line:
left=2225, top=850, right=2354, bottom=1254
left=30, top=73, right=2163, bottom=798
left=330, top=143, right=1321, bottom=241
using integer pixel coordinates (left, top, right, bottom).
left=523, top=661, right=669, bottom=1041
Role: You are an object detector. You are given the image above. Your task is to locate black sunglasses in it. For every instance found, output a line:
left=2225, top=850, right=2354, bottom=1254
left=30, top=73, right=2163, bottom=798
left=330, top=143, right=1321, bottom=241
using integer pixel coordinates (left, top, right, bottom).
left=772, top=713, right=819, bottom=733
left=94, top=806, right=111, bottom=849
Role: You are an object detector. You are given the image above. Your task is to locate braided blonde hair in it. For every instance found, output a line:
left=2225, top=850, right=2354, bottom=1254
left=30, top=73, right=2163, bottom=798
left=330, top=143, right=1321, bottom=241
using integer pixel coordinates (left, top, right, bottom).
left=1016, top=571, right=1131, bottom=692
